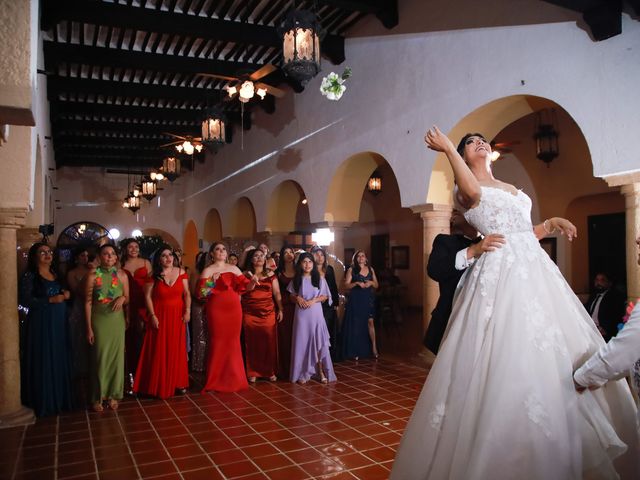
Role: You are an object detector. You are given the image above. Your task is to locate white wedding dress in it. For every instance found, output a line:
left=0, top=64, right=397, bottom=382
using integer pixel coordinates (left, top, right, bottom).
left=391, top=186, right=639, bottom=480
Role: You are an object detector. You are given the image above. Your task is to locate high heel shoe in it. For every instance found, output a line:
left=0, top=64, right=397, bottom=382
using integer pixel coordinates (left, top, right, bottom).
left=248, top=377, right=257, bottom=384
left=108, top=399, right=119, bottom=411
left=92, top=402, right=104, bottom=412
left=269, top=375, right=277, bottom=382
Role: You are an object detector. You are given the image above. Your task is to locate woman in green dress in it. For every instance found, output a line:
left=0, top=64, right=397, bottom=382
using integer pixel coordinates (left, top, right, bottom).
left=85, top=244, right=129, bottom=412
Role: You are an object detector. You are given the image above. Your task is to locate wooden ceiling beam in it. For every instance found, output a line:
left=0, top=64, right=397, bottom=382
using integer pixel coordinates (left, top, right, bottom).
left=43, top=41, right=258, bottom=79
left=47, top=76, right=223, bottom=104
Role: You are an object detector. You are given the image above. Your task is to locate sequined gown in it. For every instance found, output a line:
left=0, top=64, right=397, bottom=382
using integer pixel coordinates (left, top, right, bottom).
left=391, top=186, right=639, bottom=480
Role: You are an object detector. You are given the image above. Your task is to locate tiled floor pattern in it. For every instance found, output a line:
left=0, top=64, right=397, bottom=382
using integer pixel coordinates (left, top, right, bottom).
left=1, top=359, right=428, bottom=480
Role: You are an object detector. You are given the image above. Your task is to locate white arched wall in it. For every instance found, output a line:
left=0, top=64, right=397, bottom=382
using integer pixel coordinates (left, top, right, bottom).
left=266, top=180, right=306, bottom=233
left=55, top=9, right=640, bottom=253
left=175, top=13, right=639, bottom=230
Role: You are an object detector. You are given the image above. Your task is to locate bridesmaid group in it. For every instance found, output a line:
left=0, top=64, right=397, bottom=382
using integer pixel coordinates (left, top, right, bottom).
left=19, top=236, right=381, bottom=416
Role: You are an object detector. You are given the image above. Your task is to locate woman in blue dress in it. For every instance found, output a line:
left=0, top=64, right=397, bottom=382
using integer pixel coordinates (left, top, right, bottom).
left=19, top=242, right=73, bottom=416
left=342, top=250, right=379, bottom=360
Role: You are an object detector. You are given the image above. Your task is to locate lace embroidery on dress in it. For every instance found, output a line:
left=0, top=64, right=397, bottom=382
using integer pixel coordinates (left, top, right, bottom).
left=525, top=297, right=569, bottom=356
left=429, top=403, right=446, bottom=431
left=524, top=393, right=552, bottom=438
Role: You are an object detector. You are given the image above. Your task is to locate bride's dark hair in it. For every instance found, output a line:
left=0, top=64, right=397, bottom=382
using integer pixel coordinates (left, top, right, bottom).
left=456, top=132, right=487, bottom=158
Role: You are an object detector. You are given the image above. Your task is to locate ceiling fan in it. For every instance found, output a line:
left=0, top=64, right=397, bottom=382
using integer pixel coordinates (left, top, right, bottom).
left=160, top=133, right=203, bottom=155
left=198, top=64, right=286, bottom=103
left=490, top=140, right=520, bottom=161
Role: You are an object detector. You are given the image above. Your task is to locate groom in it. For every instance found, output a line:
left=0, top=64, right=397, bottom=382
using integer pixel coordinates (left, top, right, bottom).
left=423, top=210, right=505, bottom=354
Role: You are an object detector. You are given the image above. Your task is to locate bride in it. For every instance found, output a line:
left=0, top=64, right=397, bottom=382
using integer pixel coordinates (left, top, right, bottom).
left=390, top=127, right=639, bottom=480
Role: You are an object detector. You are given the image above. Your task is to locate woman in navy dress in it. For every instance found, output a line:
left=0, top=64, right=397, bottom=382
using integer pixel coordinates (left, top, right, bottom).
left=19, top=242, right=73, bottom=416
left=342, top=250, right=379, bottom=360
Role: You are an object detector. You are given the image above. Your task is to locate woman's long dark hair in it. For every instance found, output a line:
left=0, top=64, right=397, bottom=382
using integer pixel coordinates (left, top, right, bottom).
left=293, top=252, right=320, bottom=294
left=119, top=238, right=140, bottom=264
left=67, top=246, right=89, bottom=271
left=25, top=242, right=57, bottom=299
left=277, top=245, right=295, bottom=273
left=350, top=250, right=368, bottom=276
left=311, top=246, right=328, bottom=273
left=195, top=251, right=207, bottom=274
left=151, top=244, right=176, bottom=280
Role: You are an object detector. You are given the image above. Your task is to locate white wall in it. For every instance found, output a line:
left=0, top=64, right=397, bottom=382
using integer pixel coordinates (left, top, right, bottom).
left=56, top=8, right=640, bottom=247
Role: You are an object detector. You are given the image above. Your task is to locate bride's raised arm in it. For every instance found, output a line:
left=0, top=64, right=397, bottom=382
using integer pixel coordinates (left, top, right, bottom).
left=425, top=126, right=481, bottom=209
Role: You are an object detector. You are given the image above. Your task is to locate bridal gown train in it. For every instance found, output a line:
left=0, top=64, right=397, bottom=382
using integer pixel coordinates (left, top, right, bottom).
left=390, top=186, right=639, bottom=480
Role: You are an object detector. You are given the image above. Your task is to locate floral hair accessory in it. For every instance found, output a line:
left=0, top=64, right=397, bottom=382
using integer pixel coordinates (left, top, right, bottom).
left=320, top=67, right=352, bottom=101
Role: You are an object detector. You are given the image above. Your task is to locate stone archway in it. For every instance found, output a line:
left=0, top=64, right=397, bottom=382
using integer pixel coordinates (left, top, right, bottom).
left=181, top=221, right=199, bottom=272
left=266, top=180, right=307, bottom=234
left=203, top=208, right=223, bottom=244
left=225, top=197, right=257, bottom=254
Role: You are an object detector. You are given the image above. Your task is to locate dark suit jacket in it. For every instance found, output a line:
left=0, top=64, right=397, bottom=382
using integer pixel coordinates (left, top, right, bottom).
left=423, top=234, right=476, bottom=354
left=585, top=288, right=626, bottom=341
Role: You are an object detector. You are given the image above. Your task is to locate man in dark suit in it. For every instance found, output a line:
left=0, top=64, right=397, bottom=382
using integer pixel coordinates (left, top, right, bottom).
left=585, top=272, right=626, bottom=341
left=423, top=211, right=505, bottom=354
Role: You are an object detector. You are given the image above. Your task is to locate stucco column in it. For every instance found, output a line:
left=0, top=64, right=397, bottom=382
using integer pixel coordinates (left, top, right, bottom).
left=621, top=183, right=640, bottom=300
left=0, top=208, right=35, bottom=428
left=412, top=204, right=453, bottom=335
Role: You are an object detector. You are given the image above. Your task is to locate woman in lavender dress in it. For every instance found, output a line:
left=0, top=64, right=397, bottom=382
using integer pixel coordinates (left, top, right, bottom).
left=287, top=252, right=337, bottom=384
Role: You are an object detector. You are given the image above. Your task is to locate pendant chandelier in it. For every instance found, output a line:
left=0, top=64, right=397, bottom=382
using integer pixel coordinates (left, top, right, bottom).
left=127, top=193, right=140, bottom=213
left=534, top=108, right=560, bottom=166
left=367, top=171, right=382, bottom=195
left=201, top=107, right=227, bottom=146
left=141, top=178, right=157, bottom=202
left=281, top=7, right=321, bottom=84
left=161, top=156, right=181, bottom=182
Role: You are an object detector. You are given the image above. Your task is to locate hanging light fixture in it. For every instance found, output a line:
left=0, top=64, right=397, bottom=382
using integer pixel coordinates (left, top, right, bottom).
left=122, top=197, right=130, bottom=209
left=162, top=156, right=181, bottom=182
left=281, top=6, right=321, bottom=84
left=127, top=193, right=140, bottom=213
left=367, top=170, right=382, bottom=195
left=238, top=81, right=255, bottom=103
left=201, top=107, right=227, bottom=146
left=141, top=178, right=157, bottom=202
left=534, top=108, right=560, bottom=166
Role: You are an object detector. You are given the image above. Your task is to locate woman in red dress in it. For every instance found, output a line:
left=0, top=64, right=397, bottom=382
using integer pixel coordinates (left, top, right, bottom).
left=134, top=245, right=190, bottom=398
left=199, top=242, right=257, bottom=393
left=276, top=246, right=296, bottom=379
left=121, top=238, right=152, bottom=387
left=241, top=249, right=284, bottom=383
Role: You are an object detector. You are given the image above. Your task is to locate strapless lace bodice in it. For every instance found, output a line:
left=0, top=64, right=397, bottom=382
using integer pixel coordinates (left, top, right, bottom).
left=464, top=186, right=533, bottom=235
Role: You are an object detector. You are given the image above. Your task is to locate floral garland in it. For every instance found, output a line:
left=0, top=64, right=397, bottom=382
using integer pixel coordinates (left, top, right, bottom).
left=199, top=277, right=215, bottom=300
left=618, top=299, right=639, bottom=332
left=95, top=267, right=120, bottom=304
left=320, top=67, right=352, bottom=101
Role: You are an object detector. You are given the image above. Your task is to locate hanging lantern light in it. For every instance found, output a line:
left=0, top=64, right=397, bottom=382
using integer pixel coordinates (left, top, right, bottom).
left=122, top=197, right=130, bottom=209
left=201, top=107, right=227, bottom=146
left=161, top=156, right=181, bottom=182
left=141, top=178, right=157, bottom=202
left=127, top=193, right=140, bottom=213
left=132, top=184, right=141, bottom=197
left=281, top=8, right=321, bottom=84
left=534, top=108, right=560, bottom=166
left=367, top=170, right=382, bottom=195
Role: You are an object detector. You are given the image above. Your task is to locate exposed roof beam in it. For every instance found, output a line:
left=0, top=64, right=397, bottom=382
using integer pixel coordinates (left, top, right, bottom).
left=41, top=0, right=346, bottom=64
left=53, top=136, right=167, bottom=149
left=52, top=119, right=201, bottom=137
left=50, top=100, right=252, bottom=129
left=47, top=76, right=223, bottom=104
left=43, top=41, right=258, bottom=79
left=319, top=0, right=398, bottom=29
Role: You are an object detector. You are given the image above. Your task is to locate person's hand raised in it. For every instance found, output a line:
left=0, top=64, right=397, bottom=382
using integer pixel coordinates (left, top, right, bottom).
left=424, top=126, right=455, bottom=153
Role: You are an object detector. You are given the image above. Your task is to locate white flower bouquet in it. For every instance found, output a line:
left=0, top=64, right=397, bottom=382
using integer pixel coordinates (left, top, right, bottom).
left=320, top=67, right=352, bottom=101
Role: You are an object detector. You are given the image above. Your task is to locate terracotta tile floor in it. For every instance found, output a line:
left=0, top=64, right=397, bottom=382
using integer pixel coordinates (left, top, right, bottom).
left=0, top=358, right=428, bottom=480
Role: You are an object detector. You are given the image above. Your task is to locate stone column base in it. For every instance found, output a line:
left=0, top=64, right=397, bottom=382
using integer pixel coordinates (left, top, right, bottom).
left=0, top=405, right=35, bottom=429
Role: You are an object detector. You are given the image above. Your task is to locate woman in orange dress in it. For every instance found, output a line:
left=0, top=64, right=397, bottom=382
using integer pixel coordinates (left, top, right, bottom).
left=199, top=242, right=257, bottom=393
left=134, top=245, right=190, bottom=398
left=241, top=249, right=284, bottom=383
left=276, top=246, right=296, bottom=379
left=120, top=238, right=152, bottom=387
